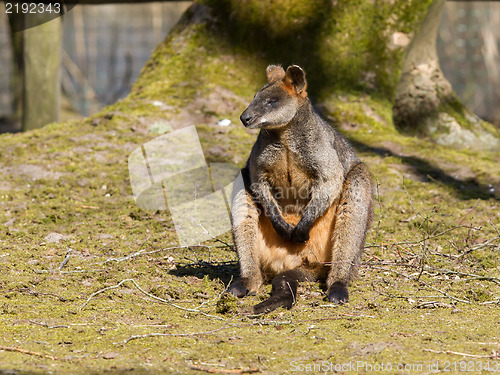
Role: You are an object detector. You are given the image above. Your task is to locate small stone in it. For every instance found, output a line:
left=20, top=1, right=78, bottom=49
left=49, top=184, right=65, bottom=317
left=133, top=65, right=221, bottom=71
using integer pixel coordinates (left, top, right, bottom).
left=390, top=32, right=410, bottom=48
left=44, top=233, right=66, bottom=243
left=207, top=145, right=229, bottom=159
left=102, top=352, right=120, bottom=359
left=217, top=119, right=231, bottom=127
left=2, top=218, right=15, bottom=227
left=149, top=121, right=173, bottom=134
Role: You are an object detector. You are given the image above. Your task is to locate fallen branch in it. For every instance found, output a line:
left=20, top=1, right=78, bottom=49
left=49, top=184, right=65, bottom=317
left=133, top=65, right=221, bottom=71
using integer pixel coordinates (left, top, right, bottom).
left=482, top=297, right=500, bottom=305
left=369, top=265, right=470, bottom=304
left=364, top=261, right=500, bottom=285
left=0, top=345, right=62, bottom=361
left=186, top=363, right=259, bottom=374
left=423, top=348, right=498, bottom=359
left=99, top=244, right=211, bottom=264
left=34, top=269, right=105, bottom=274
left=59, top=249, right=72, bottom=270
left=79, top=205, right=100, bottom=209
left=120, top=312, right=375, bottom=346
left=29, top=320, right=69, bottom=329
left=80, top=278, right=224, bottom=320
left=9, top=288, right=68, bottom=302
left=460, top=235, right=500, bottom=257
left=121, top=320, right=233, bottom=346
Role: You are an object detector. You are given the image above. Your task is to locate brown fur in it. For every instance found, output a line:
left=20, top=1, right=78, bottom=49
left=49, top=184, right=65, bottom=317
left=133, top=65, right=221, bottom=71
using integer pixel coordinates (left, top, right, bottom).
left=257, top=202, right=336, bottom=280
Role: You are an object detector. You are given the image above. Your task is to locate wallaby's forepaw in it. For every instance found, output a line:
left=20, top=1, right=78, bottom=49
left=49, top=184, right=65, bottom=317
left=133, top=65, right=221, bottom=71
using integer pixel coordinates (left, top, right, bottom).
left=326, top=282, right=349, bottom=304
left=228, top=278, right=257, bottom=298
left=272, top=220, right=294, bottom=241
left=290, top=226, right=310, bottom=243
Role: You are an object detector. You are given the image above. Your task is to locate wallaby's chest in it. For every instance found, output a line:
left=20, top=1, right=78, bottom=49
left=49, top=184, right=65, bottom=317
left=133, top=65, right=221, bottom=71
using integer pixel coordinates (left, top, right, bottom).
left=257, top=146, right=312, bottom=204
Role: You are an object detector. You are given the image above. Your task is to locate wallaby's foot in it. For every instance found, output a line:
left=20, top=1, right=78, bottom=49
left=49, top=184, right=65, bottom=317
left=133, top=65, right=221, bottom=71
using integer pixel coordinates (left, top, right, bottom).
left=252, top=293, right=294, bottom=315
left=228, top=277, right=258, bottom=298
left=327, top=282, right=349, bottom=304
left=250, top=269, right=309, bottom=314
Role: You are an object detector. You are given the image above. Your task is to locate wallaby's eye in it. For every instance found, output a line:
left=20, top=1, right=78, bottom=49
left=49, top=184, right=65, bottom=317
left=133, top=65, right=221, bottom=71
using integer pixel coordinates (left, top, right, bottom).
left=267, top=98, right=279, bottom=108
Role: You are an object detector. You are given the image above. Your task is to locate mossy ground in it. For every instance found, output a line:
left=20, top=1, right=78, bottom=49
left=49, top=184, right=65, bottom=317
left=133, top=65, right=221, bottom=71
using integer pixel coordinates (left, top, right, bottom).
left=1, top=3, right=500, bottom=374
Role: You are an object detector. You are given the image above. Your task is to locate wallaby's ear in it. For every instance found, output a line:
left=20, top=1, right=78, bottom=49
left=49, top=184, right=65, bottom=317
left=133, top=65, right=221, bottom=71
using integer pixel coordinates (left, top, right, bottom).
left=285, top=65, right=307, bottom=94
left=266, top=65, right=285, bottom=83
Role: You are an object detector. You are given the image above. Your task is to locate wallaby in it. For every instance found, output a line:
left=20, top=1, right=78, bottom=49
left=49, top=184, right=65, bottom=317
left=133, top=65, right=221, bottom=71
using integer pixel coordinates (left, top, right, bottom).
left=229, top=65, right=373, bottom=314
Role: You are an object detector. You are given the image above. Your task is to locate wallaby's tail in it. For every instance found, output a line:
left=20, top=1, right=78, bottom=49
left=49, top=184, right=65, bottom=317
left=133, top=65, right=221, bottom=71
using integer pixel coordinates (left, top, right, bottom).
left=252, top=269, right=316, bottom=315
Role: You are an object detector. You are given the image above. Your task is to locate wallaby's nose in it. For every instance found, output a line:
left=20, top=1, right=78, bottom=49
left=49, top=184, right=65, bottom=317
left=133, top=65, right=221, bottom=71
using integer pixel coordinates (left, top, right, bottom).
left=240, top=112, right=253, bottom=126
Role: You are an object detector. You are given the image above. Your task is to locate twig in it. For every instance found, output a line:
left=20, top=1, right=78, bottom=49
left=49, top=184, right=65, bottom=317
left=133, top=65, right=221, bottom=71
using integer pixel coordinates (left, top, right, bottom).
left=119, top=312, right=375, bottom=346
left=457, top=199, right=480, bottom=226
left=460, top=235, right=500, bottom=257
left=402, top=176, right=422, bottom=218
left=286, top=281, right=296, bottom=307
left=212, top=237, right=233, bottom=249
left=365, top=226, right=468, bottom=249
left=416, top=301, right=453, bottom=309
left=364, top=261, right=500, bottom=285
left=121, top=320, right=233, bottom=346
left=198, top=276, right=233, bottom=310
left=79, top=205, right=100, bottom=210
left=9, top=288, right=68, bottom=302
left=99, top=245, right=210, bottom=264
left=482, top=297, right=500, bottom=305
left=423, top=348, right=498, bottom=359
left=29, top=320, right=69, bottom=329
left=0, top=345, right=62, bottom=361
left=186, top=363, right=259, bottom=374
left=370, top=265, right=470, bottom=304
left=59, top=249, right=72, bottom=270
left=80, top=278, right=224, bottom=320
left=468, top=341, right=500, bottom=345
left=490, top=219, right=500, bottom=237
left=34, top=269, right=105, bottom=274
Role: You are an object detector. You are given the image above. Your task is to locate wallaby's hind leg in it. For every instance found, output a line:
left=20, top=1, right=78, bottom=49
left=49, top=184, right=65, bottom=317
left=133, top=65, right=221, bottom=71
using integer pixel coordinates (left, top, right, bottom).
left=327, top=163, right=373, bottom=304
left=252, top=269, right=316, bottom=315
left=228, top=168, right=263, bottom=297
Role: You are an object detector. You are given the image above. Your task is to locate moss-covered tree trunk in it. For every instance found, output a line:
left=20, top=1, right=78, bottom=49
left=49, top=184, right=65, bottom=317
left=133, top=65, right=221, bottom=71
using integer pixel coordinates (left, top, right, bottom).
left=393, top=0, right=500, bottom=150
left=138, top=0, right=498, bottom=150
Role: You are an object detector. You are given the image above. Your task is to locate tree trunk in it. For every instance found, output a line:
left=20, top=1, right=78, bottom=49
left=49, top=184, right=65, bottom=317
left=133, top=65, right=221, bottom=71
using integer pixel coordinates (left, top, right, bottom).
left=393, top=0, right=500, bottom=150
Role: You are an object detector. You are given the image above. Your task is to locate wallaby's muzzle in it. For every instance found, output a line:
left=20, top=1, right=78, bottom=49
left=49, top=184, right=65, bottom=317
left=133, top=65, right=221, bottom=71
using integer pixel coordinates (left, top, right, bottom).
left=240, top=110, right=253, bottom=127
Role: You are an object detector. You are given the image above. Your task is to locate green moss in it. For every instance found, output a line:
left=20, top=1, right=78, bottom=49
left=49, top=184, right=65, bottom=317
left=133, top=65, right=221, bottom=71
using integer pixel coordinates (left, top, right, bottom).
left=215, top=292, right=238, bottom=314
left=198, top=0, right=433, bottom=100
left=439, top=95, right=500, bottom=137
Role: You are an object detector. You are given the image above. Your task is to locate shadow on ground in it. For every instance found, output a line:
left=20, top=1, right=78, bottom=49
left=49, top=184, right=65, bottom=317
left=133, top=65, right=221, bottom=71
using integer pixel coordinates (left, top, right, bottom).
left=349, top=138, right=498, bottom=201
left=169, top=259, right=239, bottom=286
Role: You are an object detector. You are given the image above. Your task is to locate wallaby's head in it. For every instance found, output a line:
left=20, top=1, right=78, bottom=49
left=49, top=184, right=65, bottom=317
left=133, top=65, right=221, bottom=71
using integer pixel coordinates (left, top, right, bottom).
left=240, top=65, right=308, bottom=129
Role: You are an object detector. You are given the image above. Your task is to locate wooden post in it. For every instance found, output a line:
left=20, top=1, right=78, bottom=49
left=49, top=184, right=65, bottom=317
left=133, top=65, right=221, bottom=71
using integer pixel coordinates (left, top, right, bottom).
left=21, top=14, right=61, bottom=131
